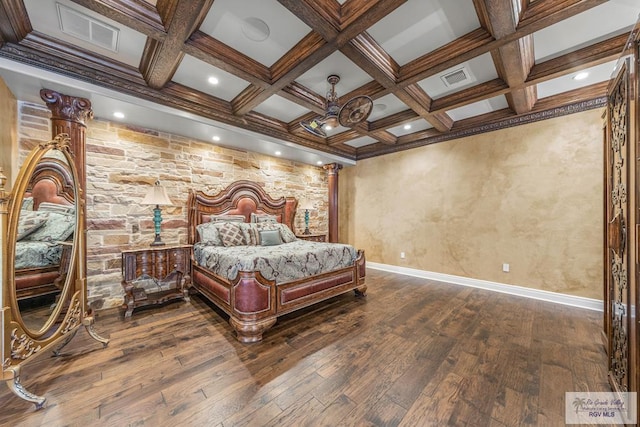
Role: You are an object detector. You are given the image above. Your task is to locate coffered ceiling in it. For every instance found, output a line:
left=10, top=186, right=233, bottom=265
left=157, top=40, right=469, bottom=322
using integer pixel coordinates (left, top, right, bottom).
left=0, top=0, right=638, bottom=165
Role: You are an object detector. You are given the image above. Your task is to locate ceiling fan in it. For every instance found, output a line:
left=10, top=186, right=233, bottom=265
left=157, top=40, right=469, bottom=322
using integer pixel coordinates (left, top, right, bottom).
left=300, top=75, right=373, bottom=138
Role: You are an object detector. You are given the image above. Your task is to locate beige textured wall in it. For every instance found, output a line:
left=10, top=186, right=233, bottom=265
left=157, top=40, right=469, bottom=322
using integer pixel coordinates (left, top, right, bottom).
left=341, top=109, right=604, bottom=299
left=0, top=78, right=17, bottom=188
left=15, top=102, right=329, bottom=309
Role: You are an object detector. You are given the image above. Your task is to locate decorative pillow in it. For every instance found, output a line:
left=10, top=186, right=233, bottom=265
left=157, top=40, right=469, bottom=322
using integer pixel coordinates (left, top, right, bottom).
left=21, top=197, right=34, bottom=211
left=24, top=211, right=75, bottom=242
left=250, top=212, right=278, bottom=224
left=17, top=211, right=49, bottom=241
left=207, top=214, right=245, bottom=223
left=277, top=223, right=298, bottom=243
left=196, top=222, right=223, bottom=246
left=38, top=201, right=75, bottom=214
left=218, top=223, right=246, bottom=247
left=259, top=229, right=282, bottom=246
left=238, top=222, right=259, bottom=245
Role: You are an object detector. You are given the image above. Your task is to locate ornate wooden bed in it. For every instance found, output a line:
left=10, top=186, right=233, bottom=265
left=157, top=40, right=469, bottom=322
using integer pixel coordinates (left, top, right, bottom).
left=15, top=157, right=74, bottom=300
left=187, top=180, right=366, bottom=342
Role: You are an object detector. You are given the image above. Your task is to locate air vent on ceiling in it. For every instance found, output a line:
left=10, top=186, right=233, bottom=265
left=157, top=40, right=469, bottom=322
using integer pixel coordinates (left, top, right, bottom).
left=440, top=67, right=471, bottom=88
left=57, top=3, right=119, bottom=52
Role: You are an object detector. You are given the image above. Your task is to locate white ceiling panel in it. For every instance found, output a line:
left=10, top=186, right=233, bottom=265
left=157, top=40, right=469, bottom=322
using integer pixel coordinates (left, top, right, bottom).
left=537, top=60, right=617, bottom=99
left=345, top=136, right=377, bottom=148
left=448, top=95, right=509, bottom=122
left=252, top=94, right=309, bottom=122
left=367, top=0, right=480, bottom=66
left=172, top=55, right=249, bottom=102
left=24, top=0, right=146, bottom=67
left=296, top=51, right=373, bottom=95
left=368, top=94, right=409, bottom=122
left=533, top=1, right=640, bottom=61
left=199, top=0, right=310, bottom=67
left=418, top=53, right=498, bottom=99
left=387, top=119, right=433, bottom=137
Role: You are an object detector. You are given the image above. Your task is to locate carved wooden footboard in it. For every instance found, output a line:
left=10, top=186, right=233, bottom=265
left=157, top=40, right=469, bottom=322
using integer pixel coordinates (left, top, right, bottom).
left=187, top=180, right=366, bottom=342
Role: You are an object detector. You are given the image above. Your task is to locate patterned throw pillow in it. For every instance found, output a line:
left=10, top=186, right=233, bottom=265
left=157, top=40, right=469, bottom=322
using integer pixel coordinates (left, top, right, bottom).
left=17, top=211, right=49, bottom=241
left=21, top=197, right=34, bottom=211
left=25, top=211, right=75, bottom=242
left=250, top=213, right=279, bottom=223
left=239, top=222, right=259, bottom=245
left=218, top=223, right=246, bottom=247
left=196, top=222, right=223, bottom=245
left=259, top=229, right=282, bottom=246
left=208, top=214, right=245, bottom=223
left=277, top=223, right=298, bottom=243
left=38, top=201, right=75, bottom=214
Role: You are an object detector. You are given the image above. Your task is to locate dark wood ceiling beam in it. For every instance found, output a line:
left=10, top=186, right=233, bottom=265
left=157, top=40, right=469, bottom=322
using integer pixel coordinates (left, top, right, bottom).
left=276, top=0, right=340, bottom=40
left=473, top=0, right=536, bottom=114
left=232, top=39, right=335, bottom=115
left=184, top=31, right=271, bottom=85
left=399, top=0, right=606, bottom=86
left=518, top=0, right=608, bottom=31
left=69, top=0, right=166, bottom=39
left=0, top=0, right=31, bottom=42
left=338, top=0, right=408, bottom=39
left=140, top=0, right=213, bottom=89
left=281, top=82, right=327, bottom=115
left=431, top=78, right=509, bottom=114
left=18, top=32, right=145, bottom=83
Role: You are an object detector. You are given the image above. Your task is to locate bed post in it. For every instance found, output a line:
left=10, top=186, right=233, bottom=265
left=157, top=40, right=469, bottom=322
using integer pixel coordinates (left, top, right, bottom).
left=323, top=163, right=342, bottom=243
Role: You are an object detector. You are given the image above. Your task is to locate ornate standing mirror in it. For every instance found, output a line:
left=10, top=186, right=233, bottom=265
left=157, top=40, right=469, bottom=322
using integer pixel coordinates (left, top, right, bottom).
left=1, top=134, right=108, bottom=408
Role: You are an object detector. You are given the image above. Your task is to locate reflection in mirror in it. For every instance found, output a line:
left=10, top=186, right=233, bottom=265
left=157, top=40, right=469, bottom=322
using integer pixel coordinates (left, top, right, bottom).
left=13, top=150, right=76, bottom=334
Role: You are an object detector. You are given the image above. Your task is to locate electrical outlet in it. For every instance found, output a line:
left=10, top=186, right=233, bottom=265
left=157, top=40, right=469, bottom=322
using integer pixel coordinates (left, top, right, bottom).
left=400, top=252, right=405, bottom=259
left=502, top=263, right=510, bottom=272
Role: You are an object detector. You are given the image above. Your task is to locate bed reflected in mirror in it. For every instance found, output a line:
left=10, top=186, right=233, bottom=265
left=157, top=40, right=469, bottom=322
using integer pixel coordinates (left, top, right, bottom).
left=13, top=151, right=76, bottom=334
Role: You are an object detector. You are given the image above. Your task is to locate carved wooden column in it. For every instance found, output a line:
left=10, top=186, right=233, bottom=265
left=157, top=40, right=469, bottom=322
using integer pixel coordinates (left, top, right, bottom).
left=323, top=163, right=342, bottom=243
left=39, top=90, right=93, bottom=194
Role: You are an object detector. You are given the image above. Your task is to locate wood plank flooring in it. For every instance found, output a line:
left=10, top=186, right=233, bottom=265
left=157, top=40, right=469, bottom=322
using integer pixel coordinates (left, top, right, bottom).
left=0, top=269, right=609, bottom=426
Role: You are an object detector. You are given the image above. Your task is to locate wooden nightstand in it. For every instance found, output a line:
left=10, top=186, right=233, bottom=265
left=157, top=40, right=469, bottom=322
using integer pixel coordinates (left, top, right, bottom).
left=296, top=233, right=326, bottom=242
left=121, top=244, right=192, bottom=318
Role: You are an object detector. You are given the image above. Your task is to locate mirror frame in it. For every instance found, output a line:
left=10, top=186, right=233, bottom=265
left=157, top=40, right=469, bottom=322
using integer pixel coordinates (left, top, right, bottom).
left=4, top=134, right=80, bottom=342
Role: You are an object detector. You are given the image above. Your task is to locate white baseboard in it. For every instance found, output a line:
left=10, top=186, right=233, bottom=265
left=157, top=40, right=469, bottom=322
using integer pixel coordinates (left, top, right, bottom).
left=367, top=262, right=603, bottom=312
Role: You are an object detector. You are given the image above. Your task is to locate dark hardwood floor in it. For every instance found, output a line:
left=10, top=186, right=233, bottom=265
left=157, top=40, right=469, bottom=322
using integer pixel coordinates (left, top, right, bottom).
left=0, top=269, right=609, bottom=426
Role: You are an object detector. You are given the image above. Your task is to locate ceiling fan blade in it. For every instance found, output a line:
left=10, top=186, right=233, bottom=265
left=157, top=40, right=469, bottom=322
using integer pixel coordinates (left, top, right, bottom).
left=338, top=96, right=373, bottom=127
left=300, top=118, right=327, bottom=137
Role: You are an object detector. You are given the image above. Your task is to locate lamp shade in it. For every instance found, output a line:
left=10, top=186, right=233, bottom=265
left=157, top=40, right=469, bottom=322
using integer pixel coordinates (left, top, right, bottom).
left=298, top=199, right=314, bottom=210
left=141, top=181, right=173, bottom=206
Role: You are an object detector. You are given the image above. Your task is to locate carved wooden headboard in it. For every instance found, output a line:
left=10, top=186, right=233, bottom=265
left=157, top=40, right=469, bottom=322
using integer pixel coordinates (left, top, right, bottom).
left=24, top=157, right=75, bottom=209
left=187, top=180, right=298, bottom=244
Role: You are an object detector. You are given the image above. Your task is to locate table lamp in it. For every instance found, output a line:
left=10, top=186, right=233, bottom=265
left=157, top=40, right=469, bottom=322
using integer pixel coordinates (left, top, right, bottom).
left=298, top=199, right=314, bottom=235
left=141, top=180, right=173, bottom=246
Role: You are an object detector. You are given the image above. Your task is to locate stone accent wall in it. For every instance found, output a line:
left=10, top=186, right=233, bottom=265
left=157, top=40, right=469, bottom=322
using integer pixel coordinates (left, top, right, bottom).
left=17, top=102, right=329, bottom=309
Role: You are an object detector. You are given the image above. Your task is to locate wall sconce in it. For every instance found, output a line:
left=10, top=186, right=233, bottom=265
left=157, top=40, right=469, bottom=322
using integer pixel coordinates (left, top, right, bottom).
left=141, top=180, right=173, bottom=246
left=298, top=199, right=314, bottom=235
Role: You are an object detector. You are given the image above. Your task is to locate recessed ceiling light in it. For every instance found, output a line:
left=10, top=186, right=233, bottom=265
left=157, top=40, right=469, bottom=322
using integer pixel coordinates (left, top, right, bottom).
left=316, top=160, right=323, bottom=165
left=212, top=135, right=220, bottom=142
left=403, top=124, right=411, bottom=130
left=573, top=72, right=589, bottom=81
left=208, top=76, right=219, bottom=85
left=275, top=151, right=281, bottom=156
left=113, top=111, right=124, bottom=119
left=324, top=125, right=333, bottom=131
